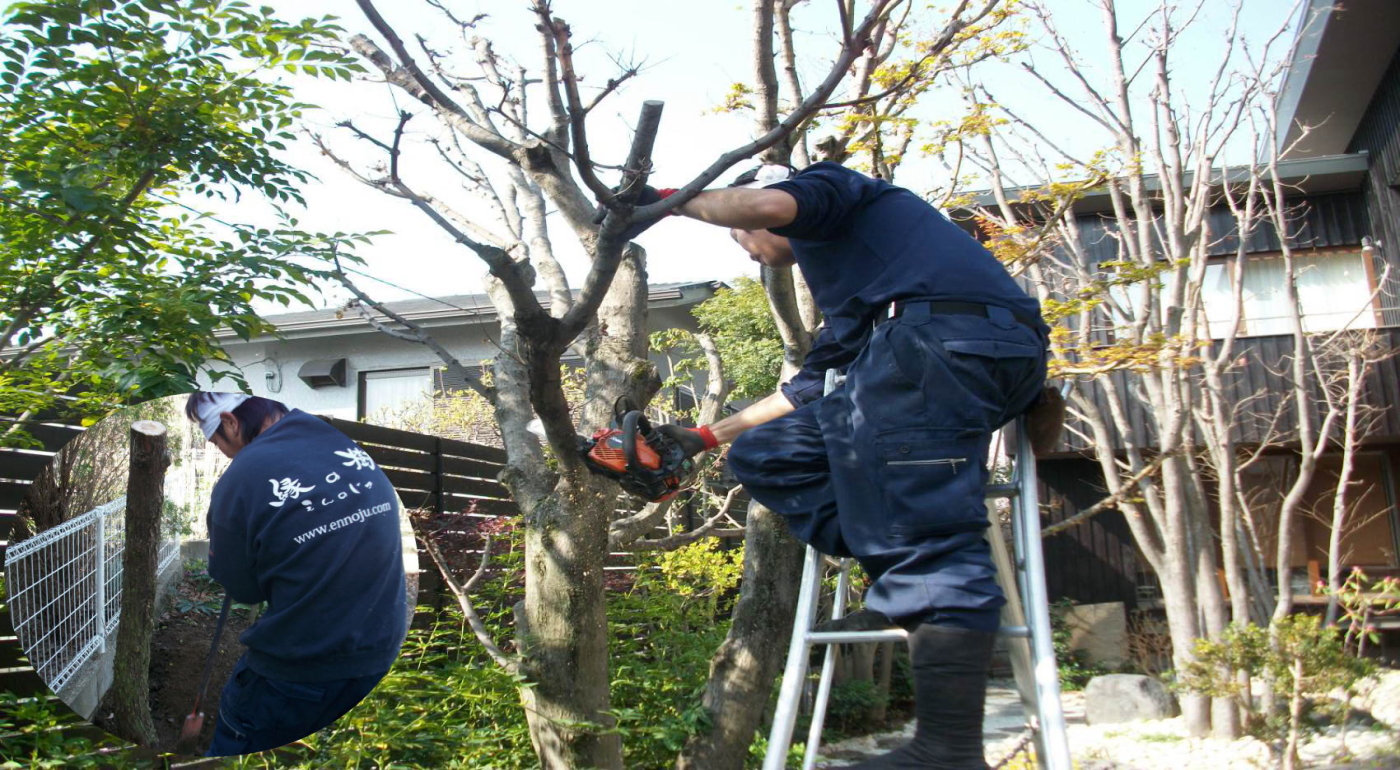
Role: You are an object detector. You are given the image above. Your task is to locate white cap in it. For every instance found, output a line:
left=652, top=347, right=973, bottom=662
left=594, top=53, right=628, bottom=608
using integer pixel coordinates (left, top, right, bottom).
left=729, top=164, right=796, bottom=189
left=193, top=393, right=251, bottom=440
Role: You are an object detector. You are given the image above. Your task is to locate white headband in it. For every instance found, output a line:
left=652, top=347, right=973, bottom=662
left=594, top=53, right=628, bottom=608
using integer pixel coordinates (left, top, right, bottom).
left=732, top=164, right=795, bottom=189
left=194, top=393, right=251, bottom=440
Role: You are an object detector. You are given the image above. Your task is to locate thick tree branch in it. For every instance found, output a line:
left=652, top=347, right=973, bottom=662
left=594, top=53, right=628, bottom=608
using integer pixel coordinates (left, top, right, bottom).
left=354, top=0, right=520, bottom=161
left=774, top=0, right=811, bottom=166
left=349, top=32, right=517, bottom=163
left=754, top=0, right=781, bottom=144
left=559, top=100, right=666, bottom=342
left=542, top=15, right=613, bottom=203
left=695, top=332, right=729, bottom=425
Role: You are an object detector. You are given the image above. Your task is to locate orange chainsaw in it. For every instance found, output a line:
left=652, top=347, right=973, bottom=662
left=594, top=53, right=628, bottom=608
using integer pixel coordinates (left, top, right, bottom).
left=578, top=397, right=695, bottom=502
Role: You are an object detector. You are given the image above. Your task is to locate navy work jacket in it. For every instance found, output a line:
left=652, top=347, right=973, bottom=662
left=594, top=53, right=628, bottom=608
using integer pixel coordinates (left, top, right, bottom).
left=766, top=162, right=1048, bottom=406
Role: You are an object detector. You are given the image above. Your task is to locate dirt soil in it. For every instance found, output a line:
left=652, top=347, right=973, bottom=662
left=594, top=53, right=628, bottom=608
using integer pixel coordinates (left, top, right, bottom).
left=92, top=604, right=254, bottom=755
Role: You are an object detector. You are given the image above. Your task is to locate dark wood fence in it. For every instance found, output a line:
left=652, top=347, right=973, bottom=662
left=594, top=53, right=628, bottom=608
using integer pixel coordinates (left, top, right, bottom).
left=319, top=416, right=516, bottom=516
left=2, top=408, right=86, bottom=700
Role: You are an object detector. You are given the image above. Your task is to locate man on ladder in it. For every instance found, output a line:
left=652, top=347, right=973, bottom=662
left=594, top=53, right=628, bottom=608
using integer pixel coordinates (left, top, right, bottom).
left=632, top=161, right=1060, bottom=769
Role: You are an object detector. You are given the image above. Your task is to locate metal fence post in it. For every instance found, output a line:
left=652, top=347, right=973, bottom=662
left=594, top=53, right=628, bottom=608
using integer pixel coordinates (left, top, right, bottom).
left=94, top=511, right=106, bottom=654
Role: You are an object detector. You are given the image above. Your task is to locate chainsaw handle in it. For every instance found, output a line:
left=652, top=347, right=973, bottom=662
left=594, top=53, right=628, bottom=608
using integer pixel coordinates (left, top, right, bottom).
left=620, top=410, right=645, bottom=472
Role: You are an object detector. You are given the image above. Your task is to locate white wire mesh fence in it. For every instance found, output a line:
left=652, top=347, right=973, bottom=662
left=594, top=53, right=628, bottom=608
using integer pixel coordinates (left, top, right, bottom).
left=4, top=497, right=180, bottom=692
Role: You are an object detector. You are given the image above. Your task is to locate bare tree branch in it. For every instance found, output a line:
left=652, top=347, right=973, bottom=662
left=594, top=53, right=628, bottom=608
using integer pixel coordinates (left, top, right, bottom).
left=351, top=0, right=518, bottom=160
left=422, top=535, right=520, bottom=673
left=560, top=100, right=666, bottom=342
left=629, top=486, right=745, bottom=551
left=333, top=256, right=495, bottom=403
left=632, top=0, right=903, bottom=221
left=1041, top=448, right=1178, bottom=538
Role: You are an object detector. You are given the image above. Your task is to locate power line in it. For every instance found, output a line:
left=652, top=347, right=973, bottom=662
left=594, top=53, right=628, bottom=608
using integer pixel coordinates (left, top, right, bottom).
left=336, top=264, right=489, bottom=316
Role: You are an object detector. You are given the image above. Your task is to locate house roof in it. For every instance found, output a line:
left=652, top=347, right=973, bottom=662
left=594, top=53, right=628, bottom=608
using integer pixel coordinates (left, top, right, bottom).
left=221, top=280, right=726, bottom=342
left=1275, top=0, right=1400, bottom=158
left=955, top=152, right=1370, bottom=218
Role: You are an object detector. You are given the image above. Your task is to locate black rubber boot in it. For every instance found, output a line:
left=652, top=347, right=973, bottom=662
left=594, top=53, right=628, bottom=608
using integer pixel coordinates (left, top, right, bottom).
left=843, top=623, right=995, bottom=769
left=813, top=608, right=900, bottom=633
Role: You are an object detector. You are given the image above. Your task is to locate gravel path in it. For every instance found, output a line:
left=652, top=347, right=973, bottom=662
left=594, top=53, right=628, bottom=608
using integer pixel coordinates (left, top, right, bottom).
left=814, top=681, right=1400, bottom=769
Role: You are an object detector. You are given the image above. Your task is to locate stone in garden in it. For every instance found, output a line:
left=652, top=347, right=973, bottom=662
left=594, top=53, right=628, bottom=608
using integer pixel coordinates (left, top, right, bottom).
left=1084, top=674, right=1177, bottom=725
left=1064, top=601, right=1128, bottom=670
left=1355, top=670, right=1400, bottom=730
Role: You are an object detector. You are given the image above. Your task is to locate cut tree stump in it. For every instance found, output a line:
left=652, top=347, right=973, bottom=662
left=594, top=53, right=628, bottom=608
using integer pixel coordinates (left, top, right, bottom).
left=111, top=420, right=170, bottom=746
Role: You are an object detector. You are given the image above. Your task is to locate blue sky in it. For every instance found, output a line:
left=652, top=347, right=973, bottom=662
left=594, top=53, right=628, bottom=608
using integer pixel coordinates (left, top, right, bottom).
left=220, top=0, right=1298, bottom=313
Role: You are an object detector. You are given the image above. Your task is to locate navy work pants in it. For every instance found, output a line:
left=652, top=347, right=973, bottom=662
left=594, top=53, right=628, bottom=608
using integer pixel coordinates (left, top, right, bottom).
left=728, top=303, right=1046, bottom=632
left=206, top=655, right=387, bottom=756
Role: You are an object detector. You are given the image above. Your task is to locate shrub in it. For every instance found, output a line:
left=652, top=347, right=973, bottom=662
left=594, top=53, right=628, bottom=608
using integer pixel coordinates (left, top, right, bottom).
left=824, top=679, right=889, bottom=736
left=0, top=693, right=135, bottom=769
left=1178, top=614, right=1373, bottom=761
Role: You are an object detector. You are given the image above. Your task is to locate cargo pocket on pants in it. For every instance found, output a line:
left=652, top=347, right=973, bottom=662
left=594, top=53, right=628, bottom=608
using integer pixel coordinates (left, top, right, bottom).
left=876, top=433, right=987, bottom=536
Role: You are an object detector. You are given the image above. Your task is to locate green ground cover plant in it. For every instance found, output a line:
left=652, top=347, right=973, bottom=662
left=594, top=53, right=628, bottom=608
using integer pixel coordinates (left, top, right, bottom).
left=232, top=521, right=746, bottom=768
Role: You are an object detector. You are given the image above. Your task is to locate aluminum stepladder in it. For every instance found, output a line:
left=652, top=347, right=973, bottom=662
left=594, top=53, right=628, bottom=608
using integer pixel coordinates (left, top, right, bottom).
left=762, top=370, right=1071, bottom=770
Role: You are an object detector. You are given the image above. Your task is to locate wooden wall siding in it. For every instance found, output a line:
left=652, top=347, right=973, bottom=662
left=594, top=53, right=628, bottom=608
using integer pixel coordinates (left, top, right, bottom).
left=1038, top=458, right=1145, bottom=608
left=1348, top=46, right=1400, bottom=327
left=1067, top=192, right=1369, bottom=265
left=1054, top=327, right=1400, bottom=455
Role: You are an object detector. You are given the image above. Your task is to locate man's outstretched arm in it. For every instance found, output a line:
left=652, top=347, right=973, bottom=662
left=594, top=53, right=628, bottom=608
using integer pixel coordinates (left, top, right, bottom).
left=657, top=390, right=796, bottom=456
left=674, top=188, right=798, bottom=230
left=708, top=390, right=796, bottom=444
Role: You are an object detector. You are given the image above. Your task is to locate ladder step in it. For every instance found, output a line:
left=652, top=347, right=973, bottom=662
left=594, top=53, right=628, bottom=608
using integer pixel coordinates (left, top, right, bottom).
left=804, top=624, right=1031, bottom=645
left=985, top=483, right=1019, bottom=499
left=806, top=629, right=907, bottom=644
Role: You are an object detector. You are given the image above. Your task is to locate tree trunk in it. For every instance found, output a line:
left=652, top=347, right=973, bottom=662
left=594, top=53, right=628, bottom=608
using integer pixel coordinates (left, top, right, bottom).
left=1283, top=657, right=1304, bottom=770
left=1325, top=351, right=1365, bottom=626
left=1157, top=456, right=1212, bottom=736
left=519, top=483, right=623, bottom=769
left=1185, top=463, right=1239, bottom=738
left=872, top=641, right=894, bottom=725
left=110, top=420, right=169, bottom=746
left=677, top=503, right=804, bottom=770
left=514, top=248, right=656, bottom=770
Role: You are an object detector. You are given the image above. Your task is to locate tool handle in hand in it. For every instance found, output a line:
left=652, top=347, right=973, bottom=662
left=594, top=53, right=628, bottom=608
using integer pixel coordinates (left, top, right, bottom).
left=192, top=595, right=233, bottom=711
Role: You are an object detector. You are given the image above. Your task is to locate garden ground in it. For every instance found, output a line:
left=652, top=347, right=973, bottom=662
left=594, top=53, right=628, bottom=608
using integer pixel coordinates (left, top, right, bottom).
left=90, top=565, right=254, bottom=754
left=819, top=682, right=1400, bottom=769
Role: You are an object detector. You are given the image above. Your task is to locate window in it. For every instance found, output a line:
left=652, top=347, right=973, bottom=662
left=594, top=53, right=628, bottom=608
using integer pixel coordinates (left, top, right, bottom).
left=1205, top=250, right=1377, bottom=337
left=359, top=368, right=433, bottom=422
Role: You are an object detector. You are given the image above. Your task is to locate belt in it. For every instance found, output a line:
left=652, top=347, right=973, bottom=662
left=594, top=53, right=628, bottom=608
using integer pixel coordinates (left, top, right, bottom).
left=874, top=300, right=1038, bottom=330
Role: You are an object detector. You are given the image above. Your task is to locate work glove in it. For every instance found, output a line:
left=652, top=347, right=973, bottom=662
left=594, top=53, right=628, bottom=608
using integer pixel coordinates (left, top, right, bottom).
left=1024, top=383, right=1066, bottom=456
left=656, top=424, right=719, bottom=459
left=591, top=184, right=679, bottom=242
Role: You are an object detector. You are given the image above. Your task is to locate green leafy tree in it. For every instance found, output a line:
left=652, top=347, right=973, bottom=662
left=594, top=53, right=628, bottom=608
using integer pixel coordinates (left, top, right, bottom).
left=0, top=0, right=366, bottom=446
left=653, top=277, right=785, bottom=411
